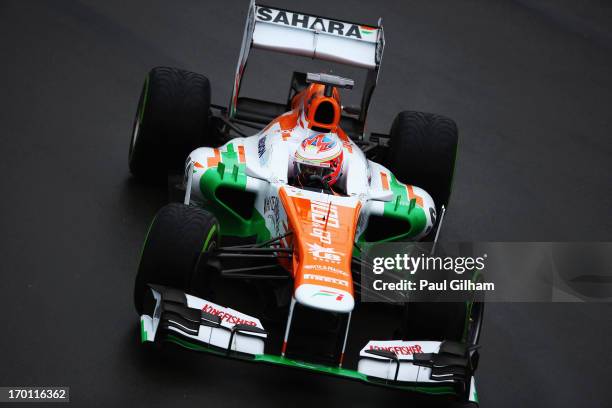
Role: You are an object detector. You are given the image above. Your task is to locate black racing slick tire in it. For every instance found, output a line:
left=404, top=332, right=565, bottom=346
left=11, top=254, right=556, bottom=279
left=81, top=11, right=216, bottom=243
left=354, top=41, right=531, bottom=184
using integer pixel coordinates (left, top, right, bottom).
left=451, top=402, right=479, bottom=408
left=384, top=111, right=458, bottom=214
left=400, top=298, right=484, bottom=345
left=133, top=203, right=219, bottom=315
left=400, top=301, right=467, bottom=343
left=128, top=66, right=212, bottom=182
left=399, top=259, right=485, bottom=346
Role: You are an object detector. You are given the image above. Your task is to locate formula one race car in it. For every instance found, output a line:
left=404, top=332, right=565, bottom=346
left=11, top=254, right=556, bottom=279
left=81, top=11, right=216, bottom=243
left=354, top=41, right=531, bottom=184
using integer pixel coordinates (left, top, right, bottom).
left=128, top=2, right=482, bottom=406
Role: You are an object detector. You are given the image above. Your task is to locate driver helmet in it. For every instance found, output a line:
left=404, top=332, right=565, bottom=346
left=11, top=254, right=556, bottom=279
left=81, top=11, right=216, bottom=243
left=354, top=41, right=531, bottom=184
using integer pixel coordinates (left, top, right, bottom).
left=294, top=133, right=344, bottom=188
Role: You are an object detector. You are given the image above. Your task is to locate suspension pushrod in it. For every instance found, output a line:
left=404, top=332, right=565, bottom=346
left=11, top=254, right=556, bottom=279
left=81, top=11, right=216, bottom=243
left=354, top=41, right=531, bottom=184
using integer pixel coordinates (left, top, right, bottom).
left=218, top=247, right=292, bottom=253
left=216, top=253, right=291, bottom=259
left=222, top=231, right=293, bottom=250
left=221, top=273, right=289, bottom=280
left=222, top=264, right=288, bottom=274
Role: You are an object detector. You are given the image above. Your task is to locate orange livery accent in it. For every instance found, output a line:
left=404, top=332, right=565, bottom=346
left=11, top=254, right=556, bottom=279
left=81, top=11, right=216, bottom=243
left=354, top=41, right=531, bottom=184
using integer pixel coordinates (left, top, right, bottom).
left=264, top=111, right=299, bottom=134
left=336, top=128, right=353, bottom=153
left=380, top=172, right=390, bottom=190
left=279, top=187, right=360, bottom=296
left=406, top=185, right=424, bottom=207
left=207, top=149, right=221, bottom=167
left=291, top=83, right=342, bottom=132
left=238, top=145, right=246, bottom=163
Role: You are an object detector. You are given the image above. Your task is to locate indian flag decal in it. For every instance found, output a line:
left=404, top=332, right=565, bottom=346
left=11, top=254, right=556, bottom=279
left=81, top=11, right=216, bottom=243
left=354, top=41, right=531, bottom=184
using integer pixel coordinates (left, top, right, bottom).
left=359, top=25, right=377, bottom=36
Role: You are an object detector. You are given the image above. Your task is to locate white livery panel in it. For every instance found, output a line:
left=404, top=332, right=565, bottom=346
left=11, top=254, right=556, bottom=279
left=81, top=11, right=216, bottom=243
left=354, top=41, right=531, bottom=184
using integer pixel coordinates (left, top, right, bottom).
left=358, top=340, right=443, bottom=383
left=141, top=288, right=267, bottom=356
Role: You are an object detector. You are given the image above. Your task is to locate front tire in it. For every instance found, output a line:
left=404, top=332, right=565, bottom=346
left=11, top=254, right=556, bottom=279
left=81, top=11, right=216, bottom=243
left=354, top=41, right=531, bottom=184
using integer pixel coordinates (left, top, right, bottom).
left=399, top=268, right=484, bottom=345
left=129, top=67, right=212, bottom=182
left=133, top=203, right=219, bottom=315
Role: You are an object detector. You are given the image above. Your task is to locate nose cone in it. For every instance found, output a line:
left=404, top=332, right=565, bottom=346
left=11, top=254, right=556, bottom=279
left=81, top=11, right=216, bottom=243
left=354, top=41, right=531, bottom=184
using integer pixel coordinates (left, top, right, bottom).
left=278, top=187, right=361, bottom=314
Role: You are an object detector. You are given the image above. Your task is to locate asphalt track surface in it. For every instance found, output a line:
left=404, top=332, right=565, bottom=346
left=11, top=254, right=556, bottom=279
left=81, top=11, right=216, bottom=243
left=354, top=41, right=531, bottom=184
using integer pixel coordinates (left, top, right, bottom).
left=1, top=1, right=611, bottom=407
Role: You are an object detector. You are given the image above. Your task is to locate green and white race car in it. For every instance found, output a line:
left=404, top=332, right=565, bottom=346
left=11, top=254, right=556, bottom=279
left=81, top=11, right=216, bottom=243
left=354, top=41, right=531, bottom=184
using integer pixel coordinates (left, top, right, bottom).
left=128, top=2, right=482, bottom=406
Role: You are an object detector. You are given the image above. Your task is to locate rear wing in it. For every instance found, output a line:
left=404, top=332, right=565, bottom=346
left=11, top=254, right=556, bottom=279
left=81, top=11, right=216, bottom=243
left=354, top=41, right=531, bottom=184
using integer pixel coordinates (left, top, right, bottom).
left=252, top=5, right=383, bottom=68
left=229, top=0, right=385, bottom=132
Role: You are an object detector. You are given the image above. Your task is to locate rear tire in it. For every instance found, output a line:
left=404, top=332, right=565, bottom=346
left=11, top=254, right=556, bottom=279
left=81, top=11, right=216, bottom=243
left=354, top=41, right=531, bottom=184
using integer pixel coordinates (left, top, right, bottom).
left=133, top=203, right=219, bottom=314
left=384, top=111, right=458, bottom=214
left=129, top=67, right=212, bottom=182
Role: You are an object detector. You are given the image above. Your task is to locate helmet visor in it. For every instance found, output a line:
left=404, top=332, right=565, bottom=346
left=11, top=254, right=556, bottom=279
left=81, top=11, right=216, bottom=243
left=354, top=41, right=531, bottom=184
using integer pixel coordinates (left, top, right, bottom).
left=295, top=161, right=334, bottom=184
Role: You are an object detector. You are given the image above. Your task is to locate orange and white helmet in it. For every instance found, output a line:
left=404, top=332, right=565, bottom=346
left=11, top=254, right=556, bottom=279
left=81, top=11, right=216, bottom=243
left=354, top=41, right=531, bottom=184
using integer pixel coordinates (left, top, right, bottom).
left=294, top=133, right=344, bottom=188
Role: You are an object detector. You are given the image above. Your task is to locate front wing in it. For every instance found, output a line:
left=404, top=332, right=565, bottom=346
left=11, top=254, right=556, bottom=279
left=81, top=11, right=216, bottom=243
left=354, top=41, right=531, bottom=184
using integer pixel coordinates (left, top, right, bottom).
left=140, top=285, right=478, bottom=403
